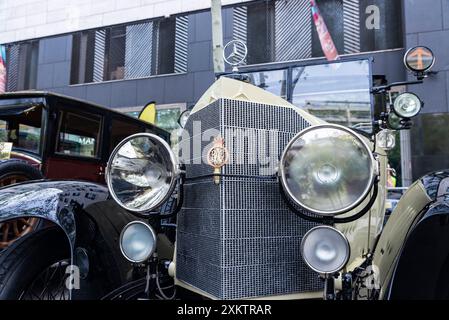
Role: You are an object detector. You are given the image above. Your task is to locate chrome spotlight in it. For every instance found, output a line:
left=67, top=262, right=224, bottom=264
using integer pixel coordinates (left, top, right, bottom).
left=279, top=124, right=376, bottom=217
left=393, top=92, right=422, bottom=119
left=301, top=226, right=350, bottom=275
left=106, top=133, right=179, bottom=214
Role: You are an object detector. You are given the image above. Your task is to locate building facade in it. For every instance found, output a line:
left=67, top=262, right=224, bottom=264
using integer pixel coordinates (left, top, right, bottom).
left=0, top=0, right=448, bottom=182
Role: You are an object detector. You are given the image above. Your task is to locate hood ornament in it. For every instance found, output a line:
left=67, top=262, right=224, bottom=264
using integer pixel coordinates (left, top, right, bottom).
left=223, top=40, right=248, bottom=72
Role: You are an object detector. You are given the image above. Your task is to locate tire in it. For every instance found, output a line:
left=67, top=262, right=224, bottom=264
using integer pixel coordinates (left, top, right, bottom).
left=0, top=227, right=70, bottom=300
left=0, top=159, right=43, bottom=187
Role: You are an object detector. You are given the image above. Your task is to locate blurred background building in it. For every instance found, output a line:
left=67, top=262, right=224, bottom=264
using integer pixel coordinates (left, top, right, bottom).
left=0, top=0, right=448, bottom=184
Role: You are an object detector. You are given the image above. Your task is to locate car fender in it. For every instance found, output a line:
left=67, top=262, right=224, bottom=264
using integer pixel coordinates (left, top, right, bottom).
left=0, top=180, right=136, bottom=298
left=373, top=170, right=449, bottom=299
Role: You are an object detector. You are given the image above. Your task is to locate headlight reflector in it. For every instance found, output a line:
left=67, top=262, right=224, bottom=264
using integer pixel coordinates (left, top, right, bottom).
left=279, top=125, right=375, bottom=216
left=301, top=226, right=350, bottom=274
left=393, top=92, right=422, bottom=118
left=106, top=133, right=178, bottom=214
left=120, top=221, right=157, bottom=263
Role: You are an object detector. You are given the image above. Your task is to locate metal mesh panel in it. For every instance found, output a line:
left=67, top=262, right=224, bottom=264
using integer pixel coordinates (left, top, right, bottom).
left=343, top=0, right=361, bottom=54
left=174, top=16, right=189, bottom=73
left=6, top=45, right=19, bottom=92
left=177, top=98, right=323, bottom=299
left=93, top=29, right=106, bottom=82
left=125, top=22, right=153, bottom=79
left=275, top=0, right=312, bottom=61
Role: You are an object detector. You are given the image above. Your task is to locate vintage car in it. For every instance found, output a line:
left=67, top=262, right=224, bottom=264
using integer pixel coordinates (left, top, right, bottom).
left=0, top=92, right=167, bottom=249
left=0, top=46, right=443, bottom=300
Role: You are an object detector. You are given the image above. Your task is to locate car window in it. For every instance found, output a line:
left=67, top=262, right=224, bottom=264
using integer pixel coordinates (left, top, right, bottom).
left=56, top=110, right=102, bottom=158
left=0, top=104, right=43, bottom=155
left=110, top=118, right=144, bottom=153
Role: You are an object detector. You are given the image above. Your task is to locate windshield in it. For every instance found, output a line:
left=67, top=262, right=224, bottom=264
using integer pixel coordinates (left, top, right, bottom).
left=292, top=60, right=372, bottom=132
left=242, top=59, right=373, bottom=133
left=0, top=104, right=43, bottom=156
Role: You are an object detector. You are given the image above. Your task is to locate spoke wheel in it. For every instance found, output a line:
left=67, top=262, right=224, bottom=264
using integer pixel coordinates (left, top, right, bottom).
left=20, top=260, right=71, bottom=300
left=0, top=173, right=38, bottom=248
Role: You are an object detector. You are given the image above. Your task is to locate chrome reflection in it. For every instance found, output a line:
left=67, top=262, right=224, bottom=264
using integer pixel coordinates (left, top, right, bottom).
left=107, top=133, right=178, bottom=214
left=279, top=124, right=376, bottom=216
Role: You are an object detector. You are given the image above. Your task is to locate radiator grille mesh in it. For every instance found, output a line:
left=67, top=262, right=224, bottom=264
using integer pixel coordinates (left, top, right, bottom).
left=176, top=98, right=323, bottom=299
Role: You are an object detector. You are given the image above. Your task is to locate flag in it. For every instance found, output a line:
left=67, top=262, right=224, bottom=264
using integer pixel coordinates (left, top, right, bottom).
left=310, top=0, right=339, bottom=61
left=0, top=45, right=6, bottom=93
left=139, top=101, right=157, bottom=124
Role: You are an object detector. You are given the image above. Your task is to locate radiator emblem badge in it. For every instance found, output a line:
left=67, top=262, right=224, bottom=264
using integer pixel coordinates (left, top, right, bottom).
left=207, top=136, right=229, bottom=185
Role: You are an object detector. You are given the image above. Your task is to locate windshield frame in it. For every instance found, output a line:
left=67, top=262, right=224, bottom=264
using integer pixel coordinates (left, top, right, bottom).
left=218, top=56, right=375, bottom=134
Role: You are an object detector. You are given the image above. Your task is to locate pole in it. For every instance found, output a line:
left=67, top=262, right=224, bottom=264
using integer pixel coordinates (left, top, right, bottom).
left=211, top=0, right=225, bottom=73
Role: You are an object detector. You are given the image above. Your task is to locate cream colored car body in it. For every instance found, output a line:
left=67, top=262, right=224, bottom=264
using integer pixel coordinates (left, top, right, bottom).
left=172, top=77, right=389, bottom=299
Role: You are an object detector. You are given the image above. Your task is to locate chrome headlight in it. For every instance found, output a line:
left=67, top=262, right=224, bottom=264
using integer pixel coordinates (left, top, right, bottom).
left=106, top=133, right=179, bottom=214
left=279, top=124, right=376, bottom=216
left=393, top=92, right=422, bottom=118
left=120, top=221, right=157, bottom=263
left=301, top=226, right=350, bottom=274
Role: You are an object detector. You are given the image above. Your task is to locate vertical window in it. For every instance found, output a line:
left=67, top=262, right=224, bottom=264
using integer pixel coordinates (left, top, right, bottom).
left=56, top=110, right=102, bottom=158
left=105, top=26, right=126, bottom=81
left=6, top=41, right=39, bottom=91
left=153, top=17, right=176, bottom=75
left=70, top=16, right=188, bottom=84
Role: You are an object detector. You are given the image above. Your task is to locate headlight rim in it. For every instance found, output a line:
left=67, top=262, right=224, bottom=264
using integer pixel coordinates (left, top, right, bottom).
left=119, top=221, right=158, bottom=263
left=279, top=123, right=376, bottom=217
left=300, top=225, right=351, bottom=275
left=106, top=132, right=179, bottom=215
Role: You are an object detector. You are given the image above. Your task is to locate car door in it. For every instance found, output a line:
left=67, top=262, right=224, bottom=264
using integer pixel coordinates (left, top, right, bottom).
left=43, top=105, right=106, bottom=184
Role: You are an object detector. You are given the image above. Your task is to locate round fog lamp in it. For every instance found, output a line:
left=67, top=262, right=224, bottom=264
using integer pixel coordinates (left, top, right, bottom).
left=301, top=226, right=350, bottom=274
left=120, top=221, right=157, bottom=263
left=393, top=93, right=422, bottom=118
left=376, top=129, right=396, bottom=151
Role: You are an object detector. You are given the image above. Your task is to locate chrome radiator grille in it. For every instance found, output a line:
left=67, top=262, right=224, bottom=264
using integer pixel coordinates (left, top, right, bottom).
left=176, top=98, right=323, bottom=299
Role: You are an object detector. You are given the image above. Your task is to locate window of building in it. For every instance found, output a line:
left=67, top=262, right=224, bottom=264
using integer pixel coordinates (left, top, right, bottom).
left=56, top=111, right=102, bottom=158
left=70, top=15, right=188, bottom=84
left=232, top=0, right=403, bottom=64
left=6, top=41, right=39, bottom=91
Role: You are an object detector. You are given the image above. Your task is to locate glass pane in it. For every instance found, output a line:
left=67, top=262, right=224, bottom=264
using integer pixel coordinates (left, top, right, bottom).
left=243, top=70, right=288, bottom=99
left=110, top=118, right=144, bottom=153
left=156, top=108, right=180, bottom=131
left=106, top=26, right=126, bottom=81
left=292, top=60, right=372, bottom=132
left=246, top=1, right=275, bottom=64
left=155, top=17, right=176, bottom=75
left=56, top=111, right=101, bottom=158
left=0, top=104, right=42, bottom=155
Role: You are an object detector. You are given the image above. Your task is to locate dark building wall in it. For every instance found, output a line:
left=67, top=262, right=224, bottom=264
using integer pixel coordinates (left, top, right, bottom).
left=34, top=8, right=235, bottom=109
left=404, top=0, right=449, bottom=179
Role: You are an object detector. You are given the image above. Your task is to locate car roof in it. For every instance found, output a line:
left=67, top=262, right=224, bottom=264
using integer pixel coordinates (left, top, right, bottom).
left=0, top=90, right=166, bottom=132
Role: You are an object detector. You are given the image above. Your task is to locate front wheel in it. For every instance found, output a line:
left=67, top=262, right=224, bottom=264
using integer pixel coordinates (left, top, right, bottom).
left=0, top=227, right=71, bottom=300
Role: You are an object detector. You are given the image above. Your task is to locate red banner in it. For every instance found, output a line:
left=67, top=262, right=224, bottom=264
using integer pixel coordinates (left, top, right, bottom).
left=0, top=45, right=6, bottom=93
left=310, top=0, right=339, bottom=61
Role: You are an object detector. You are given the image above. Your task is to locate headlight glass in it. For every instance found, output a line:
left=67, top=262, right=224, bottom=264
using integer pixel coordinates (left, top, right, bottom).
left=301, top=226, right=350, bottom=274
left=107, top=133, right=178, bottom=214
left=120, top=221, right=157, bottom=263
left=393, top=92, right=422, bottom=118
left=279, top=125, right=375, bottom=216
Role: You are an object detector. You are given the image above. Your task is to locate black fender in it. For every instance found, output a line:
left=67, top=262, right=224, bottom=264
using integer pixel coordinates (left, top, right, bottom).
left=0, top=180, right=136, bottom=299
left=388, top=171, right=449, bottom=299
